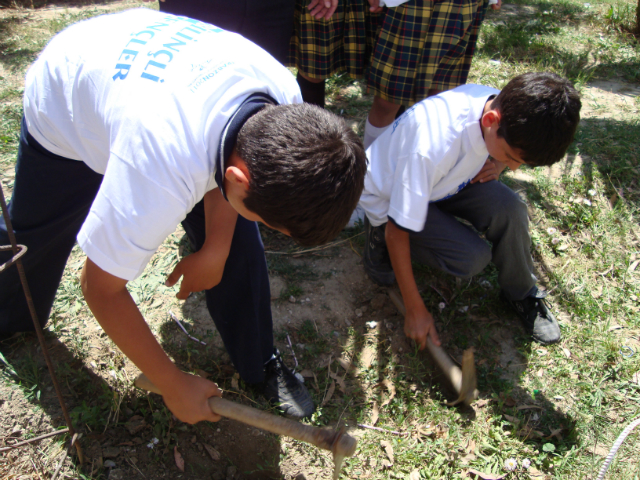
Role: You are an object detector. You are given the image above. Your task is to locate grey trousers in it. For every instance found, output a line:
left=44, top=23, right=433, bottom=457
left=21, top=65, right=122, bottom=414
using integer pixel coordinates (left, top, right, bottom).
left=408, top=180, right=537, bottom=301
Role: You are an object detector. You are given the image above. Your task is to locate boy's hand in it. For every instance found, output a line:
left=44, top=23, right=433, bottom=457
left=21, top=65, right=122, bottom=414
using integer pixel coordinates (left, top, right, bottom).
left=161, top=371, right=223, bottom=424
left=404, top=305, right=441, bottom=349
left=165, top=250, right=225, bottom=299
left=307, top=0, right=338, bottom=19
left=471, top=157, right=507, bottom=184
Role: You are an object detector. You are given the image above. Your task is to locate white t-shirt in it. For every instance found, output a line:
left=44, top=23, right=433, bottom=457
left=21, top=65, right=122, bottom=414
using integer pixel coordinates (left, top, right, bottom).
left=23, top=8, right=301, bottom=280
left=359, top=84, right=498, bottom=232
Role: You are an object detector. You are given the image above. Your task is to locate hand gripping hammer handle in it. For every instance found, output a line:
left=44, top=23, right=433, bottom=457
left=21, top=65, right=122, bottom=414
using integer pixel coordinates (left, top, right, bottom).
left=134, top=373, right=357, bottom=458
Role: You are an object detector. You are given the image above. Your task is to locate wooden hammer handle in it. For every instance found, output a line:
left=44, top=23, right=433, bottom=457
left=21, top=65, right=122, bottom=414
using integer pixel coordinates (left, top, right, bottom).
left=134, top=373, right=357, bottom=457
left=387, top=289, right=463, bottom=391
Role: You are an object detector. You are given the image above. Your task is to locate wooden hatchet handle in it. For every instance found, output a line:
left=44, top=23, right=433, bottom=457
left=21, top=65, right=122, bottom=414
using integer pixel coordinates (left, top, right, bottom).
left=387, top=288, right=478, bottom=406
left=134, top=373, right=357, bottom=458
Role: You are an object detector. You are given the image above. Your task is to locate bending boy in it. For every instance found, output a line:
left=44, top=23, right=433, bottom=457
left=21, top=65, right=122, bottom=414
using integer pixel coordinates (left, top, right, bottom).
left=0, top=9, right=366, bottom=423
left=360, top=72, right=580, bottom=347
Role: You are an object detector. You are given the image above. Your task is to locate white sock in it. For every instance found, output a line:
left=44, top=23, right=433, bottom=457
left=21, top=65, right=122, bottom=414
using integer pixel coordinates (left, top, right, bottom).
left=364, top=118, right=389, bottom=150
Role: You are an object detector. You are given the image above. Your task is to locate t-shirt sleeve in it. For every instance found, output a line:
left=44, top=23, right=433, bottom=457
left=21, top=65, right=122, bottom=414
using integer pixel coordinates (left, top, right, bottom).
left=77, top=153, right=191, bottom=281
left=386, top=153, right=434, bottom=233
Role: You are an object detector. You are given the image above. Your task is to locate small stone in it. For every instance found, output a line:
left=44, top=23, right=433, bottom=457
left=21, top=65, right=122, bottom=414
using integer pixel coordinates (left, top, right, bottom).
left=355, top=308, right=363, bottom=317
left=191, top=435, right=197, bottom=443
left=305, top=298, right=310, bottom=302
left=226, top=465, right=237, bottom=480
left=125, top=415, right=146, bottom=435
left=109, top=468, right=124, bottom=480
left=344, top=319, right=352, bottom=327
left=104, top=460, right=116, bottom=468
left=289, top=296, right=296, bottom=303
left=102, top=446, right=121, bottom=458
left=370, top=294, right=387, bottom=310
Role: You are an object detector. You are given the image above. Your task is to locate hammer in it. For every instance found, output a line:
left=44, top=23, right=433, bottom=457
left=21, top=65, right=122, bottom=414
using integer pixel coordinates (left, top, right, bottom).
left=387, top=288, right=478, bottom=407
left=135, top=373, right=356, bottom=479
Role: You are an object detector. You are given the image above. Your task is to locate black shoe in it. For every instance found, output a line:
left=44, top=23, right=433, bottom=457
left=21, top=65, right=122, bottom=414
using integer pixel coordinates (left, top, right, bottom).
left=363, top=217, right=395, bottom=286
left=262, top=350, right=315, bottom=419
left=503, top=290, right=561, bottom=345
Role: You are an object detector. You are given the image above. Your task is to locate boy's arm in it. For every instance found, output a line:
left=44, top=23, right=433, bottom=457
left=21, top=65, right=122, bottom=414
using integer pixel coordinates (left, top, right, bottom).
left=385, top=220, right=442, bottom=348
left=81, top=259, right=222, bottom=424
left=166, top=188, right=238, bottom=299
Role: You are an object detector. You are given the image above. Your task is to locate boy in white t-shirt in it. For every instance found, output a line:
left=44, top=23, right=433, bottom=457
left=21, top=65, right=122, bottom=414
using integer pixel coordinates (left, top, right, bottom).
left=360, top=72, right=581, bottom=347
left=0, top=9, right=366, bottom=423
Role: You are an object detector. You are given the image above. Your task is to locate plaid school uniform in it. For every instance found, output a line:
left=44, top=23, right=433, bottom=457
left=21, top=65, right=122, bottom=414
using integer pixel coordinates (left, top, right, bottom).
left=368, top=0, right=489, bottom=105
left=288, top=0, right=380, bottom=80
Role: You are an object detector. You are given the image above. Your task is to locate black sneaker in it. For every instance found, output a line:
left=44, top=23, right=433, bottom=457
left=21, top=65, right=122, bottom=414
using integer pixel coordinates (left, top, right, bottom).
left=363, top=217, right=395, bottom=286
left=262, top=350, right=315, bottom=419
left=503, top=290, right=561, bottom=345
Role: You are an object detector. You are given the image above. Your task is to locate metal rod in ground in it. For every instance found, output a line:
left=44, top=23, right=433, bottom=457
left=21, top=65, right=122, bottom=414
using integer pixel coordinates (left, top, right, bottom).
left=0, top=183, right=81, bottom=462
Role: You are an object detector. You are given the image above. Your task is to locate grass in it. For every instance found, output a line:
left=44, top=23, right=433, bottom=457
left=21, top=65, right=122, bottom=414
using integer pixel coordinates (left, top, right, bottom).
left=1, top=0, right=640, bottom=479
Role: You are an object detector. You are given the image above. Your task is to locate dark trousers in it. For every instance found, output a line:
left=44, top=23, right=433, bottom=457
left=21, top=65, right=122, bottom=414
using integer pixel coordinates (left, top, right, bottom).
left=159, top=0, right=295, bottom=65
left=0, top=121, right=273, bottom=384
left=0, top=119, right=103, bottom=333
left=409, top=181, right=537, bottom=301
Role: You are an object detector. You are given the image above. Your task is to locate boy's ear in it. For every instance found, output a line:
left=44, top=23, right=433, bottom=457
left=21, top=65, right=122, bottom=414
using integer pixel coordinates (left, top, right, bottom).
left=481, top=109, right=501, bottom=129
left=224, top=165, right=251, bottom=192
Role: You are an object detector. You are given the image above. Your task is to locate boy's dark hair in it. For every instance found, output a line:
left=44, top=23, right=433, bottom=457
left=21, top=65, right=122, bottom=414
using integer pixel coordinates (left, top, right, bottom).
left=492, top=72, right=581, bottom=166
left=237, top=103, right=367, bottom=246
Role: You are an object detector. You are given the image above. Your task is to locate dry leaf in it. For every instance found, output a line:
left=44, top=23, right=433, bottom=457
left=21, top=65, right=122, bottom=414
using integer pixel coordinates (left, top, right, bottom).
left=562, top=347, right=571, bottom=358
left=380, top=440, right=394, bottom=465
left=460, top=453, right=477, bottom=464
left=608, top=325, right=624, bottom=332
left=231, top=373, right=239, bottom=391
left=435, top=424, right=449, bottom=440
left=299, top=369, right=314, bottom=378
left=338, top=357, right=354, bottom=372
left=528, top=467, right=546, bottom=479
left=329, top=371, right=347, bottom=393
left=203, top=443, right=220, bottom=461
left=380, top=379, right=396, bottom=407
left=591, top=444, right=609, bottom=457
left=632, top=371, right=640, bottom=385
left=547, top=428, right=563, bottom=440
left=321, top=380, right=335, bottom=406
left=517, top=405, right=543, bottom=411
left=475, top=399, right=490, bottom=408
left=536, top=368, right=544, bottom=377
left=174, top=446, right=185, bottom=472
left=410, top=469, right=421, bottom=480
left=371, top=401, right=379, bottom=426
left=467, top=468, right=505, bottom=479
left=465, top=438, right=476, bottom=453
left=503, top=414, right=519, bottom=425
left=504, top=396, right=516, bottom=407
left=628, top=260, right=639, bottom=273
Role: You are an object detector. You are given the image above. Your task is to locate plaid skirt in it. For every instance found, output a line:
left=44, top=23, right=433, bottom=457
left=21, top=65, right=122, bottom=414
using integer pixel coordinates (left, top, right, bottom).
left=369, top=0, right=489, bottom=105
left=288, top=0, right=380, bottom=80
left=289, top=0, right=488, bottom=105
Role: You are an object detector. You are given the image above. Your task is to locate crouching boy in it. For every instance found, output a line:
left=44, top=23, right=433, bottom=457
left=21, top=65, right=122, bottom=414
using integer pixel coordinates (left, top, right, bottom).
left=360, top=72, right=580, bottom=347
left=0, top=9, right=366, bottom=423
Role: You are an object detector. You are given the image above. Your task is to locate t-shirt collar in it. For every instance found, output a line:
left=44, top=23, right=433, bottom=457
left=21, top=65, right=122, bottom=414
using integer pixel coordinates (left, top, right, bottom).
left=215, top=92, right=278, bottom=201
